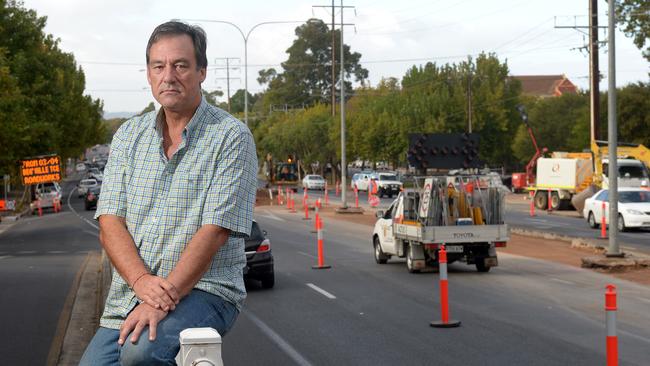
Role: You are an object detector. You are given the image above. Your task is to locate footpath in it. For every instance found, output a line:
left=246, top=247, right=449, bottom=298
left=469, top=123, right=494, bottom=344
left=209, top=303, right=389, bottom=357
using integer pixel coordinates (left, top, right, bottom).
left=47, top=190, right=650, bottom=365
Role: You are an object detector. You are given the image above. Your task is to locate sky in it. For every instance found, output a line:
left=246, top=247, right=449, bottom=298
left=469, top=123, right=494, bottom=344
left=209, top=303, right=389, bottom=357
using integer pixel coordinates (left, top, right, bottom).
left=22, top=0, right=650, bottom=114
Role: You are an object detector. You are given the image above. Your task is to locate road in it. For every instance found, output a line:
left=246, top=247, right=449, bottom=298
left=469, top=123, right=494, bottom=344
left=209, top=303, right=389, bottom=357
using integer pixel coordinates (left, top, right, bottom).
left=222, top=205, right=650, bottom=365
left=297, top=188, right=650, bottom=254
left=0, top=180, right=100, bottom=365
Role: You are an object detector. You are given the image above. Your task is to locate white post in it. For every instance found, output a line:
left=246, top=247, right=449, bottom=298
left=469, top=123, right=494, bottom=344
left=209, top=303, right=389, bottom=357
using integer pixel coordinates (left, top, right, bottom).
left=176, top=328, right=223, bottom=366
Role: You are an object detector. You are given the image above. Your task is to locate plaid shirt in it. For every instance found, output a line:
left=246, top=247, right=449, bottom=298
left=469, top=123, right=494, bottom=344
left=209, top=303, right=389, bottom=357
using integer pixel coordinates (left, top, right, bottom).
left=95, top=97, right=257, bottom=329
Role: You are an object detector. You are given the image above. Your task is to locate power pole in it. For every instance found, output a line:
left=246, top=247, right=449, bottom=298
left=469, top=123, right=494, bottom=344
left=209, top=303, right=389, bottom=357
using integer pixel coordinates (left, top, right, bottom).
left=331, top=0, right=336, bottom=116
left=554, top=2, right=607, bottom=143
left=606, top=0, right=621, bottom=258
left=214, top=57, right=241, bottom=112
left=589, top=0, right=600, bottom=141
left=467, top=69, right=472, bottom=133
left=312, top=1, right=355, bottom=209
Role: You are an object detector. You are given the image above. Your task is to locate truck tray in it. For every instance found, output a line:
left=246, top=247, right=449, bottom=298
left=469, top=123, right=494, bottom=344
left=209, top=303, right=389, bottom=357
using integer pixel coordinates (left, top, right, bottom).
left=393, top=223, right=509, bottom=244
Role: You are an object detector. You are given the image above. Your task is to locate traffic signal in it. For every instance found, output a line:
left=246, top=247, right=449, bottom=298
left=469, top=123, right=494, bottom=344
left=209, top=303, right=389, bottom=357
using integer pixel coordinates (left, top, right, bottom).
left=407, top=133, right=482, bottom=169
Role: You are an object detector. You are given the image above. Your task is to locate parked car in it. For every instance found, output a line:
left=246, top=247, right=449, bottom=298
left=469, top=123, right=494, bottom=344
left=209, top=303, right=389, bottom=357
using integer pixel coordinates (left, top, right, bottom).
left=583, top=188, right=650, bottom=232
left=30, top=182, right=62, bottom=212
left=375, top=172, right=403, bottom=198
left=77, top=178, right=99, bottom=197
left=350, top=171, right=376, bottom=191
left=75, top=163, right=87, bottom=172
left=84, top=186, right=101, bottom=210
left=244, top=221, right=275, bottom=289
left=302, top=174, right=326, bottom=190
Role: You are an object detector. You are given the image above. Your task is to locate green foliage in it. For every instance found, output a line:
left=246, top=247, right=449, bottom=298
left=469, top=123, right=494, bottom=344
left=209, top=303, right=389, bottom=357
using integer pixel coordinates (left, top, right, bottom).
left=0, top=1, right=104, bottom=177
left=607, top=81, right=650, bottom=145
left=137, top=102, right=155, bottom=116
left=616, top=0, right=650, bottom=63
left=259, top=19, right=368, bottom=109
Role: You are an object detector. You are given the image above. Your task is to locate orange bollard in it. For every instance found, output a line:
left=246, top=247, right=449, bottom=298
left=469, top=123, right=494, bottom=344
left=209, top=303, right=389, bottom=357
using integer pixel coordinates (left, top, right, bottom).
left=324, top=182, right=329, bottom=206
left=547, top=190, right=552, bottom=212
left=290, top=192, right=297, bottom=213
left=312, top=217, right=331, bottom=269
left=354, top=185, right=359, bottom=208
left=601, top=201, right=607, bottom=239
left=431, top=245, right=461, bottom=328
left=303, top=198, right=310, bottom=220
left=529, top=191, right=535, bottom=217
left=312, top=199, right=320, bottom=233
left=277, top=186, right=282, bottom=205
left=37, top=199, right=43, bottom=217
left=286, top=188, right=290, bottom=209
left=605, top=284, right=618, bottom=366
left=335, top=181, right=340, bottom=196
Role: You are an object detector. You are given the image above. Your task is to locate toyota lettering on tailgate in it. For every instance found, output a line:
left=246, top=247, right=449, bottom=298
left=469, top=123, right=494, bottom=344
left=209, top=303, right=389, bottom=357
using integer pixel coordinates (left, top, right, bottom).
left=453, top=232, right=476, bottom=239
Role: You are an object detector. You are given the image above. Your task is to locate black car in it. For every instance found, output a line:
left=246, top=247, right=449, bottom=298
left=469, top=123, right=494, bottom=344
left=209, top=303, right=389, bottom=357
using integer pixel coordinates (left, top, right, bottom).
left=84, top=186, right=101, bottom=210
left=244, top=221, right=275, bottom=289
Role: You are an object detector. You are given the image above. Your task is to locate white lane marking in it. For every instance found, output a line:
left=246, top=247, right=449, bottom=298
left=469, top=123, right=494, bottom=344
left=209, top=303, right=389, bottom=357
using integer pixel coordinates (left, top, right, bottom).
left=550, top=277, right=575, bottom=285
left=297, top=251, right=316, bottom=259
left=0, top=255, right=12, bottom=260
left=256, top=210, right=286, bottom=222
left=48, top=251, right=66, bottom=254
left=526, top=218, right=549, bottom=223
left=243, top=310, right=314, bottom=366
left=637, top=297, right=650, bottom=304
left=306, top=283, right=337, bottom=299
left=67, top=188, right=99, bottom=230
left=17, top=250, right=37, bottom=254
left=83, top=230, right=99, bottom=238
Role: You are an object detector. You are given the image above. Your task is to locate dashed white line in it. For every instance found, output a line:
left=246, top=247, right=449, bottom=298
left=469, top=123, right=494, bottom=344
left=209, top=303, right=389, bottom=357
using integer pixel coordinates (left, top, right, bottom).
left=637, top=297, right=650, bottom=304
left=83, top=230, right=99, bottom=238
left=17, top=250, right=36, bottom=254
left=550, top=277, right=575, bottom=285
left=243, top=310, right=313, bottom=366
left=297, top=251, right=316, bottom=259
left=257, top=210, right=286, bottom=222
left=47, top=251, right=66, bottom=254
left=306, top=283, right=337, bottom=299
left=0, top=255, right=12, bottom=260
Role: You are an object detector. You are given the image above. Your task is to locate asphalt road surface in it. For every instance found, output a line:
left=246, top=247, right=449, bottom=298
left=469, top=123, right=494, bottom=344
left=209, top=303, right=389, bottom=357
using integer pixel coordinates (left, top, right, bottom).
left=0, top=180, right=100, bottom=365
left=223, top=206, right=650, bottom=365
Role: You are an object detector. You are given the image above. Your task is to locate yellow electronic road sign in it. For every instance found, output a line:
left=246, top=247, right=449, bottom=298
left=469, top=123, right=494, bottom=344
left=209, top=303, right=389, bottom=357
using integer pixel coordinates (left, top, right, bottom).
left=21, top=155, right=61, bottom=185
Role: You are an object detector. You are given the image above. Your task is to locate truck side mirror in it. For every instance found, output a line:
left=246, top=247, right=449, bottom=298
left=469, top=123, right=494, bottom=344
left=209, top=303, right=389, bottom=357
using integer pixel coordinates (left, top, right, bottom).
left=375, top=210, right=384, bottom=218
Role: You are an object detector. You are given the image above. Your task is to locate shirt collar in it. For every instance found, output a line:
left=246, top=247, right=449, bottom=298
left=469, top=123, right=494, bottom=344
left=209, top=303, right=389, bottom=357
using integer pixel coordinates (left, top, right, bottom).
left=152, top=96, right=208, bottom=139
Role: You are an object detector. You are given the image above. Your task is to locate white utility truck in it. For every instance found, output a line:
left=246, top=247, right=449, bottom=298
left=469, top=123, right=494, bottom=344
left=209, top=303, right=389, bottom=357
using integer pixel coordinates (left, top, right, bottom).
left=372, top=176, right=509, bottom=273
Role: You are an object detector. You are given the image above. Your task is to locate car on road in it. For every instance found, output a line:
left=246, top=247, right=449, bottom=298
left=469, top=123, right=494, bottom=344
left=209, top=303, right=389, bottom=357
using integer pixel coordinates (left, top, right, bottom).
left=84, top=186, right=101, bottom=210
left=583, top=187, right=650, bottom=232
left=350, top=171, right=376, bottom=191
left=75, top=163, right=87, bottom=172
left=86, top=167, right=103, bottom=181
left=30, top=182, right=62, bottom=212
left=77, top=178, right=99, bottom=197
left=302, top=174, right=326, bottom=190
left=244, top=221, right=275, bottom=288
left=375, top=172, right=402, bottom=198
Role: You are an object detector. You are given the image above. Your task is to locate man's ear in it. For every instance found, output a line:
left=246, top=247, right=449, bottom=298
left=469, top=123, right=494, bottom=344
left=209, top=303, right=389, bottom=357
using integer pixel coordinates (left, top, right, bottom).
left=199, top=67, right=207, bottom=83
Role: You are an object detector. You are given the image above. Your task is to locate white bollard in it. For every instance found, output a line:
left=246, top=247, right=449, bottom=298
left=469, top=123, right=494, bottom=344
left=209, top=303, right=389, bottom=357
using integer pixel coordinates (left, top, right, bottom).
left=176, top=328, right=223, bottom=366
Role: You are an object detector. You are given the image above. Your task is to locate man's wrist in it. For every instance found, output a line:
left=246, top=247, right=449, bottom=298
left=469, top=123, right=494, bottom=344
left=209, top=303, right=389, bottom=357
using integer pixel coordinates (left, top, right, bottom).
left=129, top=272, right=149, bottom=290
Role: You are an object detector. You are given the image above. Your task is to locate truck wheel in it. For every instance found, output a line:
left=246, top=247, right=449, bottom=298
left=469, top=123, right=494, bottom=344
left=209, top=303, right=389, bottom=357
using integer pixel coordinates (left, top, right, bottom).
left=588, top=212, right=599, bottom=229
left=406, top=246, right=420, bottom=273
left=550, top=192, right=561, bottom=210
left=534, top=191, right=547, bottom=210
left=373, top=237, right=388, bottom=264
left=475, top=259, right=491, bottom=272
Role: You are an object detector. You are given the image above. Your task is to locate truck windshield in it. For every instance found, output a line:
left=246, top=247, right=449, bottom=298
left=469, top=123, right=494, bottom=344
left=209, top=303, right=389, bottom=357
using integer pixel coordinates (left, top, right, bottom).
left=603, top=163, right=649, bottom=179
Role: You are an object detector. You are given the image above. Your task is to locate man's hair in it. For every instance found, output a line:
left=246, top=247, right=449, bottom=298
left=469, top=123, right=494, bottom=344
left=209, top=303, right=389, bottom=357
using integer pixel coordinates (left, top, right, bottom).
left=146, top=21, right=208, bottom=69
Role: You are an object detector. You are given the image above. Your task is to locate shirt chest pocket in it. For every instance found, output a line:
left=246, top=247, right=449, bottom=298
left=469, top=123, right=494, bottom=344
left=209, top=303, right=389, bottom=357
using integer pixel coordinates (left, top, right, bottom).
left=169, top=169, right=210, bottom=210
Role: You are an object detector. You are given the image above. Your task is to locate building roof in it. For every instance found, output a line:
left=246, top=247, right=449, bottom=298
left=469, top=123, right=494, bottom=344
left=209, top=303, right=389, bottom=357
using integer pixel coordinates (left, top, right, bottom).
left=512, top=74, right=578, bottom=97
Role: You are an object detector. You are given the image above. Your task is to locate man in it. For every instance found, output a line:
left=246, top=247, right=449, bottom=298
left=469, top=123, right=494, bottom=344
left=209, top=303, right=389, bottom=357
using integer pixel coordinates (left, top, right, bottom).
left=80, top=21, right=258, bottom=365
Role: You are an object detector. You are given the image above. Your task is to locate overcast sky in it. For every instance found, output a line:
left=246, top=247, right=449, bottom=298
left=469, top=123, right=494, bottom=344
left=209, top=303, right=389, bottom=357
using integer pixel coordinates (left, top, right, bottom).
left=23, top=0, right=650, bottom=114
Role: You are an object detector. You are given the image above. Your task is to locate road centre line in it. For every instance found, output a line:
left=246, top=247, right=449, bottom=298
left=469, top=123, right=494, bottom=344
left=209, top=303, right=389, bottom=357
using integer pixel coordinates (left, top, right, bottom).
left=83, top=230, right=99, bottom=238
left=306, top=283, right=337, bottom=299
left=549, top=277, right=575, bottom=285
left=297, top=251, right=316, bottom=259
left=0, top=255, right=12, bottom=260
left=257, top=210, right=286, bottom=222
left=67, top=187, right=99, bottom=230
left=243, top=310, right=314, bottom=366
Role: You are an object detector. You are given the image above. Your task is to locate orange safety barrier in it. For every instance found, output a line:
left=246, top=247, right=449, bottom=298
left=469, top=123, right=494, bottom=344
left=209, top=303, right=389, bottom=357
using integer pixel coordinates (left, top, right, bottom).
left=324, top=182, right=329, bottom=206
left=430, top=245, right=461, bottom=328
left=354, top=185, right=359, bottom=208
left=547, top=190, right=552, bottom=212
left=601, top=201, right=607, bottom=239
left=529, top=191, right=535, bottom=217
left=303, top=198, right=310, bottom=220
left=605, top=285, right=618, bottom=366
left=37, top=199, right=43, bottom=217
left=311, top=216, right=330, bottom=269
left=335, top=180, right=340, bottom=196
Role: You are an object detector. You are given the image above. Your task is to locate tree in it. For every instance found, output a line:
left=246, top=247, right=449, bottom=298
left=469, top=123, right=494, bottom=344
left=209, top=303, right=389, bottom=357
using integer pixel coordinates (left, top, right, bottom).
left=0, top=1, right=104, bottom=180
left=137, top=102, right=155, bottom=116
left=258, top=19, right=368, bottom=108
left=616, top=0, right=650, bottom=62
left=203, top=89, right=223, bottom=107
left=229, top=89, right=257, bottom=114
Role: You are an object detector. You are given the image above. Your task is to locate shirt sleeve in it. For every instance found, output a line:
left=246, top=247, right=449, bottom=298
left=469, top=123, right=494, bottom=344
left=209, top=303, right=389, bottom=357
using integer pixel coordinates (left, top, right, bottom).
left=201, top=124, right=258, bottom=237
left=94, top=123, right=130, bottom=220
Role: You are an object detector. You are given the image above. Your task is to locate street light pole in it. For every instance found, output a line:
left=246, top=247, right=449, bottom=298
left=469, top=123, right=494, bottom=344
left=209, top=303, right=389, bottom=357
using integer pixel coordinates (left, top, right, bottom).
left=339, top=0, right=348, bottom=209
left=179, top=19, right=307, bottom=126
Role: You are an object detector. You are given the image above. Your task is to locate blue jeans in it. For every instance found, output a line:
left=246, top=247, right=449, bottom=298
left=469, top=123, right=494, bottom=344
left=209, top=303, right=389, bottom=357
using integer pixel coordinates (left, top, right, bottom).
left=79, top=289, right=238, bottom=366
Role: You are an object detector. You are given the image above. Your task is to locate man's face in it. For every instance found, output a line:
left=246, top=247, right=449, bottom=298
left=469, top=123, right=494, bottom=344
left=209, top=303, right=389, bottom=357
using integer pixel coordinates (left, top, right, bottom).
left=147, top=34, right=206, bottom=113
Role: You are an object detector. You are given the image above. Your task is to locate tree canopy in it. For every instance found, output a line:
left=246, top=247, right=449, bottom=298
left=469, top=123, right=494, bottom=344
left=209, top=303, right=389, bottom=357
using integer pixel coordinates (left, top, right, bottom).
left=0, top=1, right=104, bottom=179
left=616, top=0, right=650, bottom=63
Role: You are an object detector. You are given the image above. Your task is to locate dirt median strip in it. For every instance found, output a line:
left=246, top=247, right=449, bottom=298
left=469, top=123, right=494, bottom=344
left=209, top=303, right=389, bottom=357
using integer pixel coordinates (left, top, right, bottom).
left=258, top=202, right=650, bottom=287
